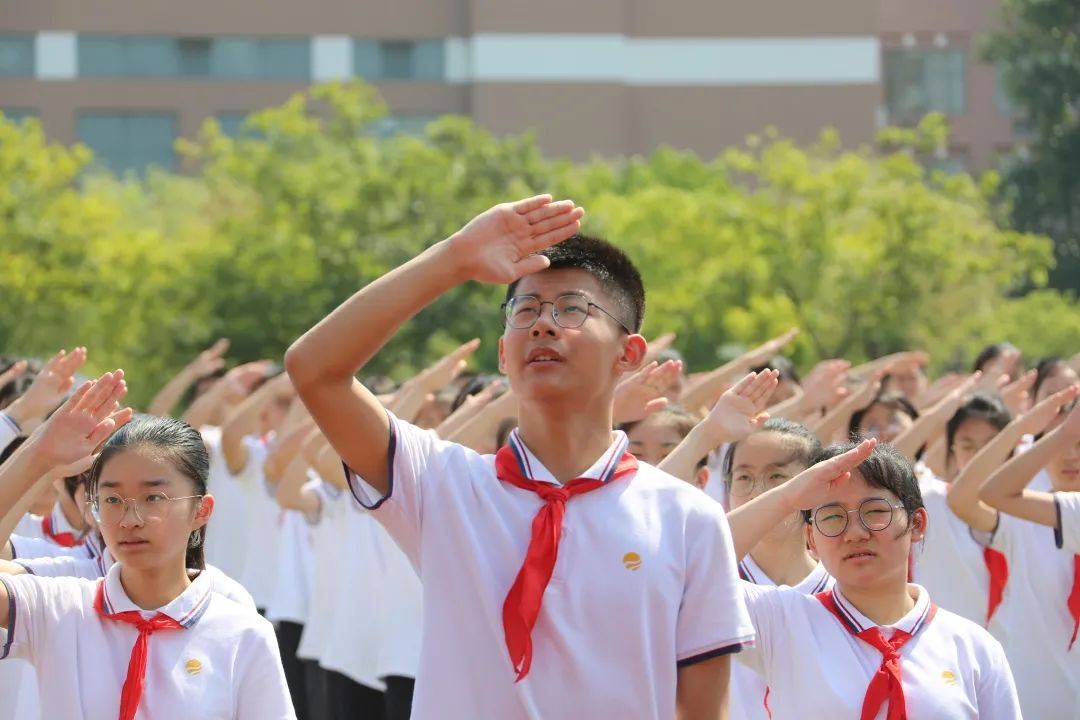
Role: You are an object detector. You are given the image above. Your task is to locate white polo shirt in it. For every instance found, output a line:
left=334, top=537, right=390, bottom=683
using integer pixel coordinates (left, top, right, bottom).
left=912, top=476, right=1002, bottom=635
left=265, top=504, right=316, bottom=626
left=10, top=533, right=94, bottom=562
left=990, top=509, right=1080, bottom=719
left=0, top=562, right=294, bottom=719
left=318, top=500, right=386, bottom=690
left=730, top=557, right=831, bottom=720
left=377, top=523, right=422, bottom=681
left=12, top=513, right=43, bottom=539
left=736, top=583, right=1021, bottom=719
left=236, top=435, right=279, bottom=610
left=296, top=476, right=349, bottom=664
left=1055, top=491, right=1080, bottom=554
left=0, top=412, right=20, bottom=456
left=347, top=413, right=754, bottom=720
left=202, top=426, right=251, bottom=583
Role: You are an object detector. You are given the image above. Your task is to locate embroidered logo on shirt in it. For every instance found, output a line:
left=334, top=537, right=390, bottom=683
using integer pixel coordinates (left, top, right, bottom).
left=185, top=659, right=203, bottom=676
left=941, top=670, right=958, bottom=686
left=622, top=552, right=642, bottom=571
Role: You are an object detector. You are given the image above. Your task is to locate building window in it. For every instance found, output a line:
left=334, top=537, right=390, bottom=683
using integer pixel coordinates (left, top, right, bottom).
left=367, top=114, right=438, bottom=137
left=77, top=112, right=177, bottom=175
left=884, top=49, right=967, bottom=118
left=78, top=36, right=309, bottom=79
left=354, top=39, right=445, bottom=80
left=994, top=65, right=1015, bottom=115
left=0, top=35, right=34, bottom=76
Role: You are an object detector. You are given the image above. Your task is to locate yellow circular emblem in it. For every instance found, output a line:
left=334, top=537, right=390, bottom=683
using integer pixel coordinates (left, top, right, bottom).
left=185, top=659, right=203, bottom=676
left=941, top=670, right=957, bottom=686
left=623, top=552, right=642, bottom=571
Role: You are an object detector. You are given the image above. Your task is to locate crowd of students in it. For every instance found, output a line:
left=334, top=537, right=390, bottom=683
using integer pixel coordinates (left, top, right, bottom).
left=0, top=194, right=1077, bottom=718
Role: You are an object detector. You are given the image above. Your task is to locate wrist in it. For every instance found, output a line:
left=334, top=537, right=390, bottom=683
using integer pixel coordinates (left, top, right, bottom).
left=11, top=434, right=56, bottom=480
left=3, top=399, right=32, bottom=430
left=432, top=235, right=476, bottom=286
left=690, top=421, right=729, bottom=455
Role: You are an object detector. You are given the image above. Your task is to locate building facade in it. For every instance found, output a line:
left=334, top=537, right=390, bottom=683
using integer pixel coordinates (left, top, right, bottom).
left=0, top=0, right=1013, bottom=174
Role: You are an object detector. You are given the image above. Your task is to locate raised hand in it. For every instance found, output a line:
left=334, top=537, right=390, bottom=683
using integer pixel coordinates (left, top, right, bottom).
left=782, top=438, right=877, bottom=512
left=613, top=359, right=682, bottom=424
left=449, top=196, right=585, bottom=284
left=188, top=339, right=230, bottom=379
left=740, top=328, right=799, bottom=370
left=800, top=359, right=851, bottom=410
left=1020, top=385, right=1080, bottom=438
left=704, top=370, right=779, bottom=442
left=1001, top=369, right=1037, bottom=415
left=6, top=347, right=88, bottom=431
left=220, top=361, right=274, bottom=403
left=26, top=370, right=133, bottom=472
left=0, top=360, right=28, bottom=390
left=416, top=339, right=481, bottom=393
left=929, top=371, right=982, bottom=418
left=642, top=333, right=678, bottom=365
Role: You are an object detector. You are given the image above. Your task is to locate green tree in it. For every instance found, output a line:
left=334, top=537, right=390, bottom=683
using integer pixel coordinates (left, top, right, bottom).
left=983, top=0, right=1080, bottom=290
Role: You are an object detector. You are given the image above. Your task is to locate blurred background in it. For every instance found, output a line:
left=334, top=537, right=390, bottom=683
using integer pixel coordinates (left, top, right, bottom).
left=1, top=0, right=1077, bottom=404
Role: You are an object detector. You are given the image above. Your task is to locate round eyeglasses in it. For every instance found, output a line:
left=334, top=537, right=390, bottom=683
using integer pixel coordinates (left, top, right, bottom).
left=811, top=497, right=907, bottom=537
left=501, top=294, right=631, bottom=334
left=728, top=472, right=790, bottom=498
left=92, top=491, right=203, bottom=526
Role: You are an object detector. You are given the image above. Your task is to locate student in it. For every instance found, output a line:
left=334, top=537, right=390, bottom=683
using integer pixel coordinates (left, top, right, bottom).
left=0, top=371, right=294, bottom=719
left=287, top=197, right=755, bottom=719
left=946, top=385, right=1080, bottom=719
left=908, top=392, right=1014, bottom=629
left=715, top=419, right=834, bottom=720
left=725, top=439, right=1021, bottom=719
left=622, top=407, right=708, bottom=489
left=850, top=391, right=919, bottom=445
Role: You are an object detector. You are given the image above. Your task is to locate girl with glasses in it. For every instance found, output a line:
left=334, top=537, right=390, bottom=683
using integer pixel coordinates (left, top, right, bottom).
left=725, top=439, right=1021, bottom=719
left=0, top=372, right=294, bottom=719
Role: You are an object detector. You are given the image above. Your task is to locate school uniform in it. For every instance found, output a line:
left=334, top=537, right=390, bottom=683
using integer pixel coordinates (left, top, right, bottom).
left=12, top=513, right=43, bottom=539
left=0, top=562, right=295, bottom=719
left=736, top=582, right=1021, bottom=719
left=346, top=413, right=754, bottom=720
left=0, top=656, right=38, bottom=720
left=266, top=502, right=317, bottom=720
left=1055, top=491, right=1080, bottom=554
left=9, top=533, right=94, bottom=561
left=295, top=475, right=350, bottom=720
left=730, top=557, right=831, bottom=720
left=0, top=411, right=20, bottom=456
left=912, top=475, right=1006, bottom=637
left=236, top=434, right=279, bottom=611
left=990, top=507, right=1080, bottom=719
left=319, top=500, right=386, bottom=717
left=201, top=426, right=252, bottom=583
left=376, top=525, right=423, bottom=720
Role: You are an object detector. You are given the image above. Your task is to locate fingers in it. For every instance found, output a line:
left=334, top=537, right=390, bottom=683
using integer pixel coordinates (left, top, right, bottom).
left=523, top=200, right=577, bottom=225
left=820, top=438, right=877, bottom=478
left=448, top=338, right=481, bottom=363
left=512, top=194, right=555, bottom=215
left=513, top=253, right=553, bottom=277
left=76, top=371, right=125, bottom=417
left=643, top=398, right=669, bottom=416
left=208, top=338, right=230, bottom=357
left=0, top=359, right=28, bottom=386
left=746, top=370, right=779, bottom=407
left=86, top=418, right=118, bottom=449
left=55, top=347, right=87, bottom=377
left=524, top=212, right=585, bottom=253
left=765, top=328, right=799, bottom=351
left=61, top=380, right=95, bottom=414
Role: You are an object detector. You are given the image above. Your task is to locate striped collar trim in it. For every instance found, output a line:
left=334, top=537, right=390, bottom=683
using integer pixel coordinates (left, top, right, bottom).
left=508, top=429, right=630, bottom=486
left=738, top=557, right=832, bottom=594
left=102, top=563, right=213, bottom=628
left=832, top=583, right=934, bottom=636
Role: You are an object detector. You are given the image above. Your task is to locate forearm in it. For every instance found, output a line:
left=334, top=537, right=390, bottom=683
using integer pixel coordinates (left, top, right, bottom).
left=0, top=475, right=50, bottom=551
left=147, top=366, right=198, bottom=417
left=726, top=484, right=800, bottom=560
left=679, top=364, right=741, bottom=415
left=263, top=423, right=314, bottom=486
left=810, top=396, right=862, bottom=444
left=182, top=381, right=228, bottom=429
left=981, top=427, right=1068, bottom=508
left=448, top=391, right=518, bottom=450
left=676, top=654, right=731, bottom=720
left=659, top=424, right=721, bottom=485
left=892, top=407, right=948, bottom=463
left=275, top=454, right=319, bottom=514
left=766, top=391, right=812, bottom=424
left=0, top=439, right=53, bottom=534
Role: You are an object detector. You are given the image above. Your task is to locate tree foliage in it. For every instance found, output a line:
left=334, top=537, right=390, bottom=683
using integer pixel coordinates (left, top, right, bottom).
left=0, top=83, right=1073, bottom=406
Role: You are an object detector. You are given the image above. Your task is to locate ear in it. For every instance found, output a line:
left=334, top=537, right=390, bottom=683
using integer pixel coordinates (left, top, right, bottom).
left=805, top=523, right=820, bottom=561
left=694, top=466, right=710, bottom=492
left=193, top=495, right=215, bottom=530
left=497, top=335, right=507, bottom=375
left=616, top=334, right=649, bottom=374
left=910, top=507, right=928, bottom=543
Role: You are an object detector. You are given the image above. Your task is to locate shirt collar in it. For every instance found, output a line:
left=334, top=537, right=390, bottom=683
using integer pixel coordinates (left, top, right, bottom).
left=507, top=429, right=630, bottom=486
left=739, top=557, right=833, bottom=594
left=101, top=563, right=213, bottom=628
left=50, top=503, right=85, bottom=539
left=832, top=583, right=933, bottom=636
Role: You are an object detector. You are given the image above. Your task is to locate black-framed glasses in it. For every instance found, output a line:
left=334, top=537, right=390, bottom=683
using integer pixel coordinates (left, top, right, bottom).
left=92, top=491, right=204, bottom=526
left=811, top=497, right=906, bottom=537
left=501, top=293, right=631, bottom=334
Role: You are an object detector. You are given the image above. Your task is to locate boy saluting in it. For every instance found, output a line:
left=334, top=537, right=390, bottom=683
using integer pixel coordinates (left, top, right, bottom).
left=287, top=195, right=754, bottom=719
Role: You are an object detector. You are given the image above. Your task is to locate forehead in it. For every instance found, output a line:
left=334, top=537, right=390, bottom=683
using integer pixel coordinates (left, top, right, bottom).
left=512, top=268, right=608, bottom=301
left=627, top=417, right=684, bottom=444
left=96, top=447, right=187, bottom=487
left=732, top=432, right=803, bottom=467
left=824, top=470, right=900, bottom=505
left=955, top=417, right=1000, bottom=438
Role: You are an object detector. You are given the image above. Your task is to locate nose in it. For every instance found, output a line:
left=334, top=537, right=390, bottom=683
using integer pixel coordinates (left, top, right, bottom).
left=841, top=512, right=871, bottom=542
left=118, top=500, right=144, bottom=528
left=530, top=304, right=560, bottom=338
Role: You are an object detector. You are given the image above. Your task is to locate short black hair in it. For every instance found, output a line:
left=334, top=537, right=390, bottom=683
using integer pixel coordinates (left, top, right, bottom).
left=849, top=391, right=920, bottom=441
left=945, top=392, right=1011, bottom=461
left=802, top=442, right=923, bottom=525
left=505, top=234, right=645, bottom=333
left=722, top=418, right=822, bottom=482
left=1033, top=357, right=1074, bottom=400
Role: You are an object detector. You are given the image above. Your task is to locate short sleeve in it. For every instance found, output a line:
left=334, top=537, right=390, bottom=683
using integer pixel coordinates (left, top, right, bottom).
left=10, top=535, right=89, bottom=561
left=235, top=620, right=297, bottom=720
left=15, top=555, right=98, bottom=580
left=0, top=573, right=78, bottom=663
left=731, top=581, right=789, bottom=677
left=1054, top=493, right=1080, bottom=554
left=974, top=634, right=1023, bottom=720
left=675, top=502, right=756, bottom=667
left=344, top=410, right=456, bottom=552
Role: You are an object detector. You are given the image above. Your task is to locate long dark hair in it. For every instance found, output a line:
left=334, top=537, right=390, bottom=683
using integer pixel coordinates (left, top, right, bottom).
left=86, top=415, right=210, bottom=570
